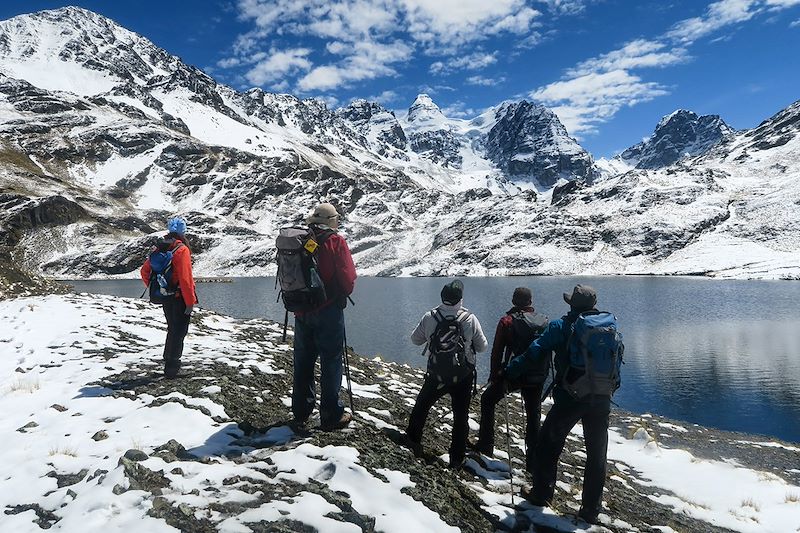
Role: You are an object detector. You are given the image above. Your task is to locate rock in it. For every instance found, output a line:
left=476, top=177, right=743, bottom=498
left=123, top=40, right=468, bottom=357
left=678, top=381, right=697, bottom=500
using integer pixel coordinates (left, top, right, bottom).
left=50, top=404, right=68, bottom=412
left=91, top=430, right=108, bottom=441
left=123, top=449, right=148, bottom=462
left=46, top=469, right=89, bottom=488
left=16, top=421, right=38, bottom=432
left=112, top=484, right=127, bottom=495
left=119, top=457, right=170, bottom=492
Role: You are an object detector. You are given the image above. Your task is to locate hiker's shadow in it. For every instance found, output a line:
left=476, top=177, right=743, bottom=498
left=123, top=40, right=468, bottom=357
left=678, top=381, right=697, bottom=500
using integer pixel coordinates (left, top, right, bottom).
left=186, top=419, right=305, bottom=459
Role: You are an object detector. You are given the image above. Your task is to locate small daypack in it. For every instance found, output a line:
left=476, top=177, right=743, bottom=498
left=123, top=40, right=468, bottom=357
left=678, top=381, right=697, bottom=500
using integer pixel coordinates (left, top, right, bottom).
left=147, top=239, right=184, bottom=304
left=562, top=311, right=624, bottom=399
left=275, top=226, right=331, bottom=313
left=427, top=309, right=474, bottom=385
left=506, top=310, right=550, bottom=383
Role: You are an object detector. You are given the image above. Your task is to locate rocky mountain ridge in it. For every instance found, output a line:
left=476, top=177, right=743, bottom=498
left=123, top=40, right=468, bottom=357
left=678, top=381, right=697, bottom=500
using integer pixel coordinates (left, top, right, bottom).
left=0, top=7, right=798, bottom=280
left=619, top=109, right=735, bottom=169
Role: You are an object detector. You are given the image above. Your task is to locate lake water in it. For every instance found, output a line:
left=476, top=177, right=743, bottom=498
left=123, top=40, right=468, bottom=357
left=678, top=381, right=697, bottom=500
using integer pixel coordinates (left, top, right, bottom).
left=69, top=276, right=800, bottom=443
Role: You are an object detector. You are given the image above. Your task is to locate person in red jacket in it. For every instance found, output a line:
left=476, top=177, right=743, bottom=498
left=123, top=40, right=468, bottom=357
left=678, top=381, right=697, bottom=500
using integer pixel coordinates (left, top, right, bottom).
left=140, top=216, right=197, bottom=379
left=291, top=203, right=357, bottom=430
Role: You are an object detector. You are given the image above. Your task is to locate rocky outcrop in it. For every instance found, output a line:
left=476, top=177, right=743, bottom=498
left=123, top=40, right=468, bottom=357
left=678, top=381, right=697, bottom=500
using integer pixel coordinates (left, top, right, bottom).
left=620, top=109, right=734, bottom=169
left=485, top=101, right=596, bottom=186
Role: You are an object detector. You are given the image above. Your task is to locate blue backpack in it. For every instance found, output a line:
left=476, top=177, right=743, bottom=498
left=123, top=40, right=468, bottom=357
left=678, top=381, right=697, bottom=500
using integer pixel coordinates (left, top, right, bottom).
left=146, top=240, right=184, bottom=304
left=562, top=311, right=624, bottom=399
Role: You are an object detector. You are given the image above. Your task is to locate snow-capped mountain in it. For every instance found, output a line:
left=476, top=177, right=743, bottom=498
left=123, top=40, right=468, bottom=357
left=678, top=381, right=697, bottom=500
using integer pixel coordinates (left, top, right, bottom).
left=0, top=6, right=799, bottom=280
left=619, top=109, right=735, bottom=169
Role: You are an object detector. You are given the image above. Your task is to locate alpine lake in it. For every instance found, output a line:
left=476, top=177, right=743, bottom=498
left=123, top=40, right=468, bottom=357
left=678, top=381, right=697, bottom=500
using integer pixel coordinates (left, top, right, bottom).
left=69, top=275, right=800, bottom=443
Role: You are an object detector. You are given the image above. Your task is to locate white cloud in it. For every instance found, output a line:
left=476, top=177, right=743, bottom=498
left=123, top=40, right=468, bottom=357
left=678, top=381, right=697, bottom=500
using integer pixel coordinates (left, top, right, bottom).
left=367, top=90, right=400, bottom=104
left=244, top=48, right=313, bottom=86
left=298, top=40, right=413, bottom=91
left=401, top=0, right=539, bottom=47
left=441, top=101, right=476, bottom=118
left=540, top=0, right=589, bottom=15
left=532, top=0, right=800, bottom=136
left=429, top=52, right=497, bottom=74
left=791, top=17, right=800, bottom=26
left=466, top=75, right=506, bottom=86
left=223, top=0, right=541, bottom=92
left=666, top=0, right=760, bottom=43
left=533, top=70, right=668, bottom=135
left=566, top=39, right=690, bottom=77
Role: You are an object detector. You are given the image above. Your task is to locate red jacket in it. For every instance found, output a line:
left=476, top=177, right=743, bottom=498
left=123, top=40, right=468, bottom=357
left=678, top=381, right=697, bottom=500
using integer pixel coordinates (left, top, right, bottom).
left=489, top=306, right=535, bottom=380
left=140, top=238, right=198, bottom=307
left=299, top=230, right=356, bottom=314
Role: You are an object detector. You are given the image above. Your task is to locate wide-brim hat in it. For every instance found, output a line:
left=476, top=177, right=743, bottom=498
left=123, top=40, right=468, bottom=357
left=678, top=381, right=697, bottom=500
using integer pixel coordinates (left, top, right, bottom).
left=306, top=202, right=340, bottom=228
left=563, top=284, right=597, bottom=310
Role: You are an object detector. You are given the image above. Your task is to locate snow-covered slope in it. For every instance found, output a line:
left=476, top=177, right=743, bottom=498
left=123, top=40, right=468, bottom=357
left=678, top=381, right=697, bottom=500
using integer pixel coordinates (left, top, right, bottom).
left=0, top=6, right=798, bottom=280
left=2, top=293, right=799, bottom=532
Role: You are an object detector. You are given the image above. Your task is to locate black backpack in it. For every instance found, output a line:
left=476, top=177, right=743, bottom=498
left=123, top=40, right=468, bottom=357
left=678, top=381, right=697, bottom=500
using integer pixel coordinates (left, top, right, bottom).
left=506, top=311, right=550, bottom=384
left=275, top=226, right=332, bottom=312
left=146, top=238, right=184, bottom=304
left=427, top=309, right=474, bottom=385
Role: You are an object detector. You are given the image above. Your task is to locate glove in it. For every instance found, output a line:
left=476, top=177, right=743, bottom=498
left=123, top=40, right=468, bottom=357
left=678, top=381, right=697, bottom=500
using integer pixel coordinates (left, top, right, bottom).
left=184, top=305, right=194, bottom=316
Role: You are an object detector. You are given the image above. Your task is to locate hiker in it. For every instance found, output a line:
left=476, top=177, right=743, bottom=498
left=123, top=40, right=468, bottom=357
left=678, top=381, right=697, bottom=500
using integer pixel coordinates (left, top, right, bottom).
left=505, top=284, right=623, bottom=525
left=280, top=203, right=356, bottom=431
left=140, top=217, right=197, bottom=379
left=474, top=287, right=549, bottom=473
left=406, top=280, right=488, bottom=468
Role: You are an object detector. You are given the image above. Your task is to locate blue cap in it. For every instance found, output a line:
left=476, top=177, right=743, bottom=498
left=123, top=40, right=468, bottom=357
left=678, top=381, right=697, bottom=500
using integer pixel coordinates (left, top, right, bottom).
left=167, top=216, right=187, bottom=236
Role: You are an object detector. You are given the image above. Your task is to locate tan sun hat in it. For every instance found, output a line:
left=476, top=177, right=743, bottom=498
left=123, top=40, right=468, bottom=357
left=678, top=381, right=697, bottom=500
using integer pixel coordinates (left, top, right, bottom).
left=306, top=202, right=340, bottom=229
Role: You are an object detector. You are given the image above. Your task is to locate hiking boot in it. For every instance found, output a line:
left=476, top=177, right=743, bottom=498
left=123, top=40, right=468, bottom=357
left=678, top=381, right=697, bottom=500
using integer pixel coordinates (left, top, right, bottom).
left=577, top=508, right=600, bottom=525
left=522, top=487, right=551, bottom=507
left=164, top=365, right=180, bottom=379
left=288, top=417, right=309, bottom=430
left=449, top=455, right=465, bottom=470
left=320, top=412, right=352, bottom=431
left=467, top=439, right=492, bottom=456
left=401, top=433, right=424, bottom=456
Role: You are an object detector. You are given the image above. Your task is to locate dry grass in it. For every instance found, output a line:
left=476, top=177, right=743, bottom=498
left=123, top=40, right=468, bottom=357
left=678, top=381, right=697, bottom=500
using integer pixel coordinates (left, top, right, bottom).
left=7, top=378, right=40, bottom=393
left=786, top=493, right=800, bottom=503
left=741, top=498, right=761, bottom=512
left=48, top=446, right=79, bottom=457
left=0, top=143, right=43, bottom=175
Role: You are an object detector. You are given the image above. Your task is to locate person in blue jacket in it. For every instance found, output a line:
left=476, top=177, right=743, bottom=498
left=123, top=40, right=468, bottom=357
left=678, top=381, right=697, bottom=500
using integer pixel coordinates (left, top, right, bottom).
left=505, top=284, right=610, bottom=526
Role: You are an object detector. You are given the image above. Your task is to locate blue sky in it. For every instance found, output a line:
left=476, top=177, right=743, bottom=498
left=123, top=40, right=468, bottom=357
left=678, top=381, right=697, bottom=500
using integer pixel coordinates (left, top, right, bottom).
left=1, top=1, right=799, bottom=157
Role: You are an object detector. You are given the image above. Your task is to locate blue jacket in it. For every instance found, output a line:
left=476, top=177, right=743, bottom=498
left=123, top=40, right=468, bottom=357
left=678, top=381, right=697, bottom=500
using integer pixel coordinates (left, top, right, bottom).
left=505, top=310, right=584, bottom=382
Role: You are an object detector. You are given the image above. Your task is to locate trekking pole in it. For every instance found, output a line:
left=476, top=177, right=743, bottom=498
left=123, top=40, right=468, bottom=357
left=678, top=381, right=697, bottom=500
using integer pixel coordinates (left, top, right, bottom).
left=282, top=309, right=289, bottom=342
left=521, top=390, right=528, bottom=461
left=342, top=321, right=355, bottom=414
left=504, top=387, right=515, bottom=506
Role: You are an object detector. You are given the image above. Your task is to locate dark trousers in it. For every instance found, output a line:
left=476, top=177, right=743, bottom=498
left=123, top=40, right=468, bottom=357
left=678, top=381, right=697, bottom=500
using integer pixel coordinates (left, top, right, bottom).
left=407, top=374, right=473, bottom=464
left=162, top=298, right=190, bottom=371
left=292, top=304, right=345, bottom=426
left=478, top=379, right=542, bottom=472
left=533, top=388, right=611, bottom=517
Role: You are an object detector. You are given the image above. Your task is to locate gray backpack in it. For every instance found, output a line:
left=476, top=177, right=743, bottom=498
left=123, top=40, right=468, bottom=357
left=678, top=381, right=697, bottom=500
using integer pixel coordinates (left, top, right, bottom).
left=275, top=226, right=331, bottom=312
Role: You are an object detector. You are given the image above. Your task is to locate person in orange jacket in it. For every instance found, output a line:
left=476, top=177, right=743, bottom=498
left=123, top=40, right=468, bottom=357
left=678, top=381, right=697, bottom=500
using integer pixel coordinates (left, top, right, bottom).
left=140, top=216, right=197, bottom=379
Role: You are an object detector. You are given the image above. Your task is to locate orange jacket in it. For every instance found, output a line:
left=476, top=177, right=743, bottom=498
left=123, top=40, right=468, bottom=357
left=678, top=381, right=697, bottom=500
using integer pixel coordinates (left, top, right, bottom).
left=140, top=238, right=197, bottom=307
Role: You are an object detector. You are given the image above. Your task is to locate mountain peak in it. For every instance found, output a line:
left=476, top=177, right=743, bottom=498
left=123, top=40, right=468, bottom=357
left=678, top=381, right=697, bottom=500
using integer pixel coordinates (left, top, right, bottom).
left=0, top=6, right=186, bottom=96
left=407, top=93, right=445, bottom=124
left=620, top=109, right=734, bottom=169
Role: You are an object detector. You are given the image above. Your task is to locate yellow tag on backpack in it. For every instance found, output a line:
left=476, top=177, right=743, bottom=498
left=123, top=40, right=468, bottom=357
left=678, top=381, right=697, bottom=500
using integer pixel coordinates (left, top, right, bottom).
left=304, top=239, right=318, bottom=253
